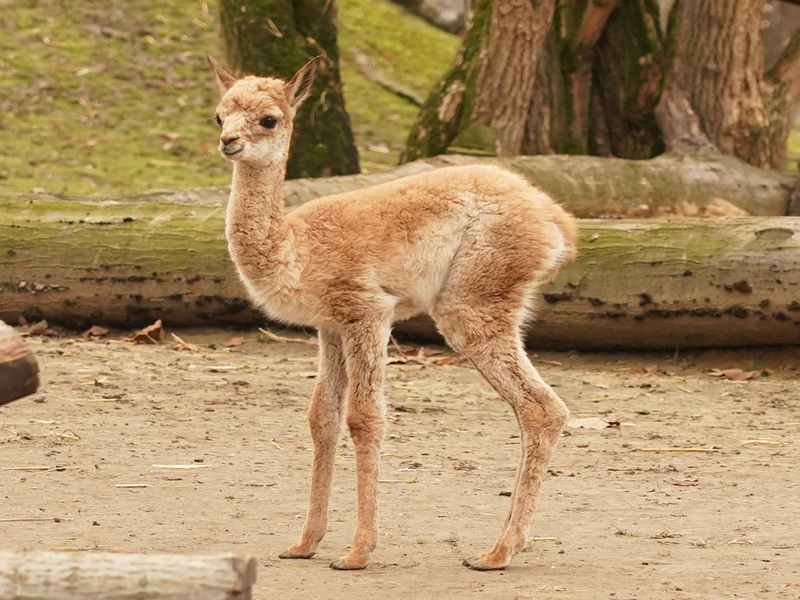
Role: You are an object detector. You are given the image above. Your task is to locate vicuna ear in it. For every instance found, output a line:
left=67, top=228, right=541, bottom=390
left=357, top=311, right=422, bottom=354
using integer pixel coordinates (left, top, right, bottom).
left=207, top=54, right=236, bottom=92
left=286, top=57, right=321, bottom=108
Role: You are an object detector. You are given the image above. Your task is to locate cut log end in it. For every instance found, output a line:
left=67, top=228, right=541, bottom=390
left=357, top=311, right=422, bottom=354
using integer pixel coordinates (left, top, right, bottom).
left=0, top=320, right=40, bottom=406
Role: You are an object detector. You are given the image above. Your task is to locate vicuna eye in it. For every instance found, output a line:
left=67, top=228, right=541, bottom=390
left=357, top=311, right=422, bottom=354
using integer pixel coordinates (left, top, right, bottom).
left=215, top=115, right=222, bottom=127
left=260, top=116, right=278, bottom=129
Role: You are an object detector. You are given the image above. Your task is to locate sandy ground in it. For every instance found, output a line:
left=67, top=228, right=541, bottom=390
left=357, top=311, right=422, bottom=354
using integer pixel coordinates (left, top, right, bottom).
left=2, top=328, right=799, bottom=599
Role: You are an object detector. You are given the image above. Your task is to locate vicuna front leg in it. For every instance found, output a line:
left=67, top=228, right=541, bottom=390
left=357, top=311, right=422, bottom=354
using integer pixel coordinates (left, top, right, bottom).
left=329, top=320, right=390, bottom=570
left=280, top=329, right=347, bottom=560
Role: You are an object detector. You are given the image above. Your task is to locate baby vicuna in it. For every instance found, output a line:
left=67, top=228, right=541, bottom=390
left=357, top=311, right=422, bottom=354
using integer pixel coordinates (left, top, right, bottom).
left=209, top=55, right=577, bottom=571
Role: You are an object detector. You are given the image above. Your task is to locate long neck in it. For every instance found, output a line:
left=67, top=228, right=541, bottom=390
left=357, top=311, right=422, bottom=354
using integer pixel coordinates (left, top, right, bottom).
left=226, top=159, right=293, bottom=282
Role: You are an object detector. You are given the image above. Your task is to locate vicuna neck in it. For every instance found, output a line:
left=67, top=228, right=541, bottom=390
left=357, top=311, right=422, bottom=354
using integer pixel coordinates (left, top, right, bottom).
left=226, top=158, right=293, bottom=280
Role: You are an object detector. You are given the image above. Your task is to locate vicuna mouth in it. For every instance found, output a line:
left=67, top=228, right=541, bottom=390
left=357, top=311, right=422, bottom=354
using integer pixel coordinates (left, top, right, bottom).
left=221, top=146, right=243, bottom=157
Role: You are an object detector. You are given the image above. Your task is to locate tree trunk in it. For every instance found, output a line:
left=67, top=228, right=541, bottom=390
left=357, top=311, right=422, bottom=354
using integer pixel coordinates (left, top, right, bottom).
left=471, top=0, right=557, bottom=156
left=588, top=0, right=665, bottom=158
left=666, top=0, right=790, bottom=169
left=404, top=0, right=800, bottom=171
left=400, top=0, right=494, bottom=161
left=0, top=551, right=256, bottom=600
left=0, top=320, right=39, bottom=406
left=218, top=0, right=359, bottom=178
left=1, top=160, right=798, bottom=349
left=403, top=0, right=663, bottom=160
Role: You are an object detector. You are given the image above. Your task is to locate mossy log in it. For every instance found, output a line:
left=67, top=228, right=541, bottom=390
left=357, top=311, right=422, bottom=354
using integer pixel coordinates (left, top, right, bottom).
left=0, top=551, right=256, bottom=600
left=66, top=152, right=788, bottom=218
left=6, top=152, right=788, bottom=218
left=0, top=320, right=39, bottom=406
left=2, top=184, right=800, bottom=348
left=288, top=152, right=794, bottom=217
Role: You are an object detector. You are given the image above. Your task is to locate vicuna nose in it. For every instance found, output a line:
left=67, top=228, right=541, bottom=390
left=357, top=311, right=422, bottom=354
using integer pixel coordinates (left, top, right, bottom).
left=221, top=135, right=239, bottom=146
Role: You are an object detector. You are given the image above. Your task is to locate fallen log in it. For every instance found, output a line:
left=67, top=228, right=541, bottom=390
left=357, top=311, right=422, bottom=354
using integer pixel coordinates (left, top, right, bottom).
left=283, top=152, right=795, bottom=217
left=3, top=151, right=794, bottom=218
left=2, top=188, right=800, bottom=348
left=0, top=551, right=256, bottom=600
left=0, top=320, right=39, bottom=406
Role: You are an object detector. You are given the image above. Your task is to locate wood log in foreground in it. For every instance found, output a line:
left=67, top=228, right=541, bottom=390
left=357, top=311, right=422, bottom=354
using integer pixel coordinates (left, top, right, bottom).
left=0, top=551, right=256, bottom=600
left=0, top=320, right=39, bottom=406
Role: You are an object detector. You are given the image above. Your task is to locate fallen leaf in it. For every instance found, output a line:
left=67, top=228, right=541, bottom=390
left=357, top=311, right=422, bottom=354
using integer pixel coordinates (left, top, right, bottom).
left=433, top=356, right=458, bottom=366
left=83, top=325, right=109, bottom=339
left=132, top=319, right=166, bottom=344
left=18, top=320, right=48, bottom=336
left=225, top=337, right=247, bottom=347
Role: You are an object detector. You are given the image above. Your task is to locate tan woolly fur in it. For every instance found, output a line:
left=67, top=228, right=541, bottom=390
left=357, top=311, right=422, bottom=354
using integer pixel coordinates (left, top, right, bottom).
left=208, top=55, right=578, bottom=571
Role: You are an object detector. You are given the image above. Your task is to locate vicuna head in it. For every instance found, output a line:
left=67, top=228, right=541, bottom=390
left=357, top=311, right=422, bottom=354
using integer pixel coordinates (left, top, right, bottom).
left=207, top=55, right=320, bottom=165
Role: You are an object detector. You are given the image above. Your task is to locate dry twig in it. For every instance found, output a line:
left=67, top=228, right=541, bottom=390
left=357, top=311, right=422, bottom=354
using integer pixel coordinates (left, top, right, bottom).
left=258, top=328, right=308, bottom=344
left=636, top=446, right=721, bottom=453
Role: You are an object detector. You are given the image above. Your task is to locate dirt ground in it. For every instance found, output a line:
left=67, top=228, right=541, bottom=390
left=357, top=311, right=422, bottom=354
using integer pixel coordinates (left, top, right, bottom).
left=2, top=328, right=799, bottom=599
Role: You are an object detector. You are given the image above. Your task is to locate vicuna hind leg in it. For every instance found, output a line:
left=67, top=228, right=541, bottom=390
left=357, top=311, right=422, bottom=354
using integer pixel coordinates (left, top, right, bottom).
left=435, top=306, right=568, bottom=570
left=280, top=328, right=347, bottom=559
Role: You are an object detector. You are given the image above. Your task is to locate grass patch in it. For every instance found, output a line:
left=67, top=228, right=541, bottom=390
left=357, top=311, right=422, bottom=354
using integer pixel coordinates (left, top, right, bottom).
left=0, top=0, right=457, bottom=195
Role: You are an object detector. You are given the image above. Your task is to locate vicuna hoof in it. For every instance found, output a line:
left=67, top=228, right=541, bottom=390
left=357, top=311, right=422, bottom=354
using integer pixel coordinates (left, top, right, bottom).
left=278, top=546, right=315, bottom=559
left=462, top=553, right=511, bottom=571
left=329, top=554, right=368, bottom=570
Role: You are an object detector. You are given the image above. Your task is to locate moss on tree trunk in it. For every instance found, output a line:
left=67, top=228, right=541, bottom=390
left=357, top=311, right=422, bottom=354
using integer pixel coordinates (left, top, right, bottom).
left=219, top=0, right=359, bottom=178
left=400, top=0, right=493, bottom=162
